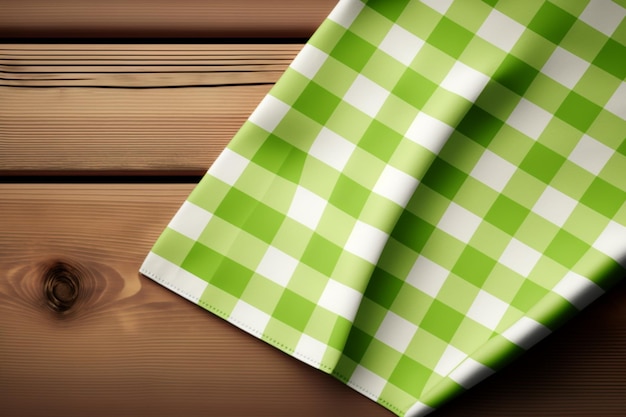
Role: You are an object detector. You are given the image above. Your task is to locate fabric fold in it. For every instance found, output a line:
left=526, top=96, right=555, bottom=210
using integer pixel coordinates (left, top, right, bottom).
left=141, top=0, right=626, bottom=415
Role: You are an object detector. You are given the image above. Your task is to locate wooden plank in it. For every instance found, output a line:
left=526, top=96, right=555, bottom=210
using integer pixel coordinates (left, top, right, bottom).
left=0, top=44, right=302, bottom=175
left=0, top=0, right=336, bottom=39
left=1, top=184, right=625, bottom=417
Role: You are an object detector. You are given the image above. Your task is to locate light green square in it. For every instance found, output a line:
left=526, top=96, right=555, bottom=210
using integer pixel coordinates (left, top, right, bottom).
left=600, top=153, right=626, bottom=192
left=482, top=264, right=525, bottom=304
left=361, top=194, right=403, bottom=230
left=152, top=228, right=194, bottom=265
left=410, top=44, right=456, bottom=84
left=235, top=162, right=273, bottom=201
left=324, top=101, right=373, bottom=144
left=549, top=160, right=595, bottom=200
left=439, top=132, right=485, bottom=174
left=225, top=230, right=269, bottom=271
left=187, top=176, right=230, bottom=213
left=574, top=65, right=622, bottom=108
left=379, top=384, right=420, bottom=415
left=612, top=13, right=626, bottom=44
left=391, top=284, right=435, bottom=326
left=269, top=68, right=310, bottom=106
left=501, top=169, right=545, bottom=207
left=349, top=5, right=394, bottom=46
left=573, top=248, right=623, bottom=289
left=304, top=307, right=339, bottom=344
left=422, top=88, right=473, bottom=126
left=560, top=20, right=608, bottom=62
left=494, top=0, right=544, bottom=25
left=459, top=36, right=507, bottom=75
left=228, top=122, right=270, bottom=159
left=287, top=263, right=328, bottom=303
left=377, top=238, right=418, bottom=282
left=272, top=217, right=314, bottom=259
left=510, top=29, right=555, bottom=70
left=588, top=110, right=626, bottom=149
left=200, top=284, right=238, bottom=318
left=524, top=73, right=570, bottom=113
left=343, top=147, right=386, bottom=189
left=360, top=340, right=403, bottom=380
left=514, top=213, right=560, bottom=252
left=488, top=125, right=535, bottom=165
left=316, top=204, right=356, bottom=246
left=469, top=222, right=511, bottom=260
left=197, top=216, right=238, bottom=255
left=476, top=81, right=521, bottom=120
left=421, top=229, right=465, bottom=270
left=332, top=251, right=375, bottom=290
left=263, top=319, right=302, bottom=354
left=261, top=177, right=297, bottom=213
left=352, top=297, right=388, bottom=335
left=495, top=308, right=526, bottom=336
left=450, top=317, right=493, bottom=354
left=406, top=184, right=450, bottom=226
left=376, top=94, right=420, bottom=136
left=273, top=109, right=323, bottom=153
left=313, top=56, right=359, bottom=98
left=526, top=292, right=577, bottom=329
left=454, top=177, right=498, bottom=217
left=362, top=49, right=408, bottom=91
left=446, top=0, right=492, bottom=32
left=436, top=273, right=481, bottom=314
left=322, top=346, right=342, bottom=371
left=405, top=328, right=448, bottom=369
left=389, top=139, right=437, bottom=179
left=396, top=0, right=442, bottom=40
left=526, top=256, right=569, bottom=290
left=537, top=117, right=582, bottom=157
left=241, top=276, right=284, bottom=315
left=300, top=156, right=341, bottom=200
left=308, top=19, right=346, bottom=54
left=614, top=201, right=626, bottom=226
left=563, top=204, right=608, bottom=244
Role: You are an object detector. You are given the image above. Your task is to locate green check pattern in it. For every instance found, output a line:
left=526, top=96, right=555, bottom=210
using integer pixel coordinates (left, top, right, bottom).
left=141, top=0, right=626, bottom=415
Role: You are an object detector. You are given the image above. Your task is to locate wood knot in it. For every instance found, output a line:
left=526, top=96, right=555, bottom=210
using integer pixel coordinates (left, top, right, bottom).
left=43, top=261, right=82, bottom=313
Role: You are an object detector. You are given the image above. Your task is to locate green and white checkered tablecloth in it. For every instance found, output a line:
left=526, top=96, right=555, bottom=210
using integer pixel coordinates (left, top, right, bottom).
left=141, top=0, right=626, bottom=415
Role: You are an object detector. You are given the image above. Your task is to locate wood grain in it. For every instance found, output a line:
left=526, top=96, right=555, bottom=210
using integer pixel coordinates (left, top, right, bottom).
left=0, top=0, right=336, bottom=39
left=1, top=185, right=625, bottom=417
left=0, top=44, right=301, bottom=175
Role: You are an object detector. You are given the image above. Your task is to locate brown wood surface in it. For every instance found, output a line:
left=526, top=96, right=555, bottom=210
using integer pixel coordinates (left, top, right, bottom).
left=0, top=44, right=300, bottom=175
left=0, top=0, right=336, bottom=39
left=1, top=39, right=626, bottom=416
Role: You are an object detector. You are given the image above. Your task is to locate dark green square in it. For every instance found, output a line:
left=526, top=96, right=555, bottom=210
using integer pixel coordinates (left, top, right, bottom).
left=421, top=158, right=467, bottom=200
left=545, top=229, right=590, bottom=268
left=243, top=202, right=284, bottom=243
left=215, top=188, right=256, bottom=227
left=252, top=134, right=297, bottom=177
left=420, top=300, right=465, bottom=342
left=329, top=174, right=370, bottom=217
left=181, top=243, right=221, bottom=281
left=301, top=233, right=343, bottom=275
left=494, top=54, right=538, bottom=96
left=391, top=211, right=435, bottom=253
left=392, top=68, right=438, bottom=109
left=427, top=17, right=474, bottom=57
left=328, top=316, right=353, bottom=350
left=389, top=356, right=431, bottom=397
left=212, top=257, right=254, bottom=298
left=364, top=267, right=403, bottom=308
left=343, top=327, right=374, bottom=362
left=618, top=139, right=626, bottom=157
left=367, top=0, right=410, bottom=21
left=580, top=177, right=626, bottom=218
left=593, top=39, right=626, bottom=80
left=511, top=279, right=548, bottom=312
left=555, top=91, right=602, bottom=132
left=485, top=194, right=529, bottom=235
left=452, top=246, right=496, bottom=287
left=273, top=289, right=315, bottom=331
left=457, top=105, right=503, bottom=147
left=359, top=120, right=403, bottom=160
left=519, top=142, right=566, bottom=183
left=527, top=2, right=576, bottom=44
left=293, top=81, right=341, bottom=125
left=277, top=146, right=306, bottom=183
left=482, top=0, right=498, bottom=5
left=330, top=31, right=377, bottom=72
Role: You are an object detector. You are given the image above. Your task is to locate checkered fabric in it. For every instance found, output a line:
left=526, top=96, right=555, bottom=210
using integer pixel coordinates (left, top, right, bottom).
left=140, top=0, right=626, bottom=415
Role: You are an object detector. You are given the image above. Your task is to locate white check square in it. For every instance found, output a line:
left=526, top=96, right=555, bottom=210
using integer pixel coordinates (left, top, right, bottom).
left=499, top=238, right=542, bottom=277
left=437, top=202, right=482, bottom=244
left=440, top=61, right=490, bottom=102
left=541, top=46, right=590, bottom=89
left=344, top=75, right=390, bottom=118
left=309, top=127, right=355, bottom=171
left=466, top=290, right=509, bottom=331
left=375, top=311, right=418, bottom=353
left=379, top=24, right=425, bottom=66
left=373, top=165, right=419, bottom=207
left=580, top=0, right=626, bottom=36
left=507, top=98, right=552, bottom=140
left=287, top=186, right=327, bottom=230
left=532, top=185, right=578, bottom=227
left=256, top=246, right=299, bottom=287
left=470, top=149, right=517, bottom=192
left=405, top=112, right=454, bottom=154
left=406, top=255, right=449, bottom=298
left=477, top=9, right=525, bottom=52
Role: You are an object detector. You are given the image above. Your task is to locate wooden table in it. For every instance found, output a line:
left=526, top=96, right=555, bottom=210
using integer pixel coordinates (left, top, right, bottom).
left=1, top=2, right=625, bottom=416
